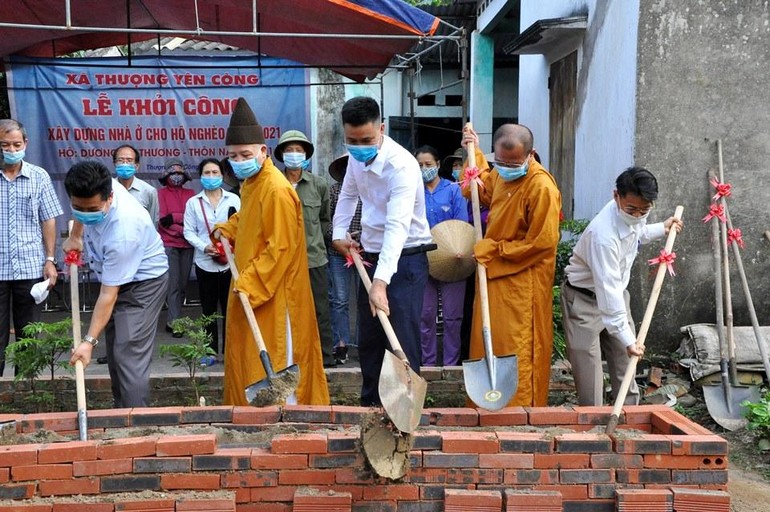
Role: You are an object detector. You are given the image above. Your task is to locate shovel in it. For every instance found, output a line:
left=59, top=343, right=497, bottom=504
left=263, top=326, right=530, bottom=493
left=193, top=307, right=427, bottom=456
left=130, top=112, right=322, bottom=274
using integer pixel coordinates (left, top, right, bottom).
left=67, top=222, right=88, bottom=441
left=461, top=123, right=518, bottom=411
left=702, top=181, right=755, bottom=430
left=350, top=250, right=426, bottom=433
left=606, top=205, right=684, bottom=434
left=718, top=140, right=769, bottom=383
left=218, top=235, right=299, bottom=406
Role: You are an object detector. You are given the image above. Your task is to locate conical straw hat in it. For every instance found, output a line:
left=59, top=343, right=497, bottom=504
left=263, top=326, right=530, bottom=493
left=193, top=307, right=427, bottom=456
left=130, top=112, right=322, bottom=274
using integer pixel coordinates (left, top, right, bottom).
left=427, top=219, right=476, bottom=282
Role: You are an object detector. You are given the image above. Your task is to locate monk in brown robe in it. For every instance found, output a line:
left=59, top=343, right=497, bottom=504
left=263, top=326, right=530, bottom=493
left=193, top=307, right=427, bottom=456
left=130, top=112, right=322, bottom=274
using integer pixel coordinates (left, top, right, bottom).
left=214, top=98, right=329, bottom=406
left=461, top=124, right=561, bottom=406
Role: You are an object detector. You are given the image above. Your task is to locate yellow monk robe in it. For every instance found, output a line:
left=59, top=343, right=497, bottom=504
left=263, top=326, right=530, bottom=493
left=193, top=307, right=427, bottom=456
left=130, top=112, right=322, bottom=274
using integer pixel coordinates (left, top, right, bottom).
left=463, top=149, right=561, bottom=406
left=215, top=158, right=330, bottom=406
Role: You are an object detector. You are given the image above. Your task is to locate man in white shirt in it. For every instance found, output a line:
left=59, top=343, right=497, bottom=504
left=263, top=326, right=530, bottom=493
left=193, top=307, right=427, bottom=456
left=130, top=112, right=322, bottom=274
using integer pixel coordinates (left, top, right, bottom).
left=562, top=167, right=682, bottom=406
left=332, top=96, right=434, bottom=407
left=112, top=144, right=159, bottom=225
left=65, top=161, right=169, bottom=408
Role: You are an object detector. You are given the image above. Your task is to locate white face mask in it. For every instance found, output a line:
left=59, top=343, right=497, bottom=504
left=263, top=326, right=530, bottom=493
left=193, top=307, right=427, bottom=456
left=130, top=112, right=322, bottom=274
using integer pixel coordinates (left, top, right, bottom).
left=618, top=208, right=649, bottom=226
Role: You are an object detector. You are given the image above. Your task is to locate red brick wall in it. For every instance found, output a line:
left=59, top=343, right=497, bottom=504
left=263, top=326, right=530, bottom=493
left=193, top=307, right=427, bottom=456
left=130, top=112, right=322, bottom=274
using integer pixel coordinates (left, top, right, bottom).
left=0, top=404, right=729, bottom=511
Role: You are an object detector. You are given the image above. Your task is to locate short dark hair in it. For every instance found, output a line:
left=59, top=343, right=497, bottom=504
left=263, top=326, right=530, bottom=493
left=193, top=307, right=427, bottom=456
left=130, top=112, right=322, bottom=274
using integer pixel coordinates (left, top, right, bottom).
left=341, top=97, right=380, bottom=126
left=65, top=161, right=113, bottom=200
left=414, top=145, right=440, bottom=163
left=616, top=166, right=658, bottom=202
left=197, top=158, right=222, bottom=176
left=112, top=144, right=141, bottom=164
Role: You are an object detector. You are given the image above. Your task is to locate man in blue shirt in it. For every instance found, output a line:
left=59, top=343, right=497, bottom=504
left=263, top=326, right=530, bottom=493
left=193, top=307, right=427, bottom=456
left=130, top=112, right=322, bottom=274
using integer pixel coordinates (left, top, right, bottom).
left=66, top=161, right=168, bottom=408
left=0, top=119, right=63, bottom=376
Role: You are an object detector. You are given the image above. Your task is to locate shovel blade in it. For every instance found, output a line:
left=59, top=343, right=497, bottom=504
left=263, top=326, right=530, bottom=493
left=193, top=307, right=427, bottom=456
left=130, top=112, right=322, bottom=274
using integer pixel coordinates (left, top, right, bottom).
left=703, top=383, right=760, bottom=431
left=378, top=351, right=427, bottom=433
left=463, top=354, right=518, bottom=411
left=245, top=364, right=300, bottom=406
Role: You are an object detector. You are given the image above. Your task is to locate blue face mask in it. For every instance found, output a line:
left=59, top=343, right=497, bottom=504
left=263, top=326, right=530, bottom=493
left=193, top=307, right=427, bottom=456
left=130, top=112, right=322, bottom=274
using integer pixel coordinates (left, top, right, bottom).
left=3, top=150, right=25, bottom=165
left=72, top=208, right=107, bottom=226
left=452, top=168, right=461, bottom=181
left=229, top=157, right=262, bottom=180
left=496, top=160, right=529, bottom=182
left=115, top=163, right=136, bottom=180
left=421, top=166, right=439, bottom=183
left=283, top=152, right=308, bottom=170
left=200, top=176, right=223, bottom=191
left=346, top=144, right=378, bottom=163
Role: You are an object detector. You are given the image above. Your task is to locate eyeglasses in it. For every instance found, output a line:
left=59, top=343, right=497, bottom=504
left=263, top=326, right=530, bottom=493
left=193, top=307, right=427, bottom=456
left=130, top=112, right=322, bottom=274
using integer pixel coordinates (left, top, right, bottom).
left=0, top=141, right=25, bottom=151
left=493, top=153, right=530, bottom=168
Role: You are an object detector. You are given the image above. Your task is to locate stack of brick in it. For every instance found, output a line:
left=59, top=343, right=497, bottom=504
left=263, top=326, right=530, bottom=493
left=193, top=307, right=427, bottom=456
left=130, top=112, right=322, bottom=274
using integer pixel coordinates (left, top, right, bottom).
left=671, top=488, right=731, bottom=512
left=444, top=489, right=502, bottom=511
left=0, top=403, right=731, bottom=510
left=504, top=489, right=561, bottom=511
left=293, top=488, right=352, bottom=512
left=616, top=489, right=673, bottom=511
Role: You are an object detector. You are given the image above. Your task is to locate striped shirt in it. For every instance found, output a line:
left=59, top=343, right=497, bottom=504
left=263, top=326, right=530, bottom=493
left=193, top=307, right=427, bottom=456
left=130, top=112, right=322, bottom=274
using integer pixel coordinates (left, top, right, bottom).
left=0, top=161, right=63, bottom=280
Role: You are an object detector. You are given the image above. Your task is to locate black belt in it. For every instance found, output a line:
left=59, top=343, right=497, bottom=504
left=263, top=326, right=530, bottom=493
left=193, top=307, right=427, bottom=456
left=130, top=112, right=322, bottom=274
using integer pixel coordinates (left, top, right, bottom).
left=565, top=279, right=596, bottom=300
left=363, top=243, right=437, bottom=264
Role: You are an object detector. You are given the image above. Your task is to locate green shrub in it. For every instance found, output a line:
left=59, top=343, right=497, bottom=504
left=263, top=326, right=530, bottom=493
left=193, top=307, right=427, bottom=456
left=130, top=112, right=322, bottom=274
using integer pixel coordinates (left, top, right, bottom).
left=160, top=315, right=219, bottom=404
left=743, top=392, right=770, bottom=450
left=4, top=319, right=74, bottom=412
left=552, top=219, right=589, bottom=362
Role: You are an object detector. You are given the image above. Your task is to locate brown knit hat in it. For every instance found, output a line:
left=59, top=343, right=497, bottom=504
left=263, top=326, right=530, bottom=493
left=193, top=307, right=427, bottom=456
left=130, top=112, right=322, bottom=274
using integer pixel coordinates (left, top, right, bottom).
left=225, top=97, right=265, bottom=145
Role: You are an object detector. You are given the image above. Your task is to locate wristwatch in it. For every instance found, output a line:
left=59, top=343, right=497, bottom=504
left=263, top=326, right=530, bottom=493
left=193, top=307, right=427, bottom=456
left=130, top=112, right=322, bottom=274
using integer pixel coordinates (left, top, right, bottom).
left=83, top=335, right=100, bottom=347
left=45, top=256, right=57, bottom=265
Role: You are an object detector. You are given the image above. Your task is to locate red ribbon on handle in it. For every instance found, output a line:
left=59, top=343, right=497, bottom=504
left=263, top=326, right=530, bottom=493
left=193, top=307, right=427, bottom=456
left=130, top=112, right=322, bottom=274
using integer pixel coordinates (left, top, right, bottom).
left=344, top=246, right=372, bottom=269
left=64, top=250, right=83, bottom=267
left=460, top=166, right=484, bottom=191
left=648, top=249, right=677, bottom=276
left=727, top=228, right=745, bottom=249
left=710, top=177, right=732, bottom=202
left=702, top=203, right=726, bottom=223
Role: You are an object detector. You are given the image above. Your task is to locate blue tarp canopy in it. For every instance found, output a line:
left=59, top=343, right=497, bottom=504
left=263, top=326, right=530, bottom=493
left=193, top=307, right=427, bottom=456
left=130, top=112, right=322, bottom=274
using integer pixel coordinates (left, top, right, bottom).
left=0, top=0, right=440, bottom=81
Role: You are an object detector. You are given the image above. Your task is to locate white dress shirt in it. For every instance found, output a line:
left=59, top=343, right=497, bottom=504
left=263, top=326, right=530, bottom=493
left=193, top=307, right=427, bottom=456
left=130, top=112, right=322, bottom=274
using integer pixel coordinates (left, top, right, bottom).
left=183, top=189, right=241, bottom=273
left=125, top=176, right=159, bottom=225
left=332, top=135, right=432, bottom=284
left=564, top=199, right=666, bottom=347
left=85, top=180, right=168, bottom=286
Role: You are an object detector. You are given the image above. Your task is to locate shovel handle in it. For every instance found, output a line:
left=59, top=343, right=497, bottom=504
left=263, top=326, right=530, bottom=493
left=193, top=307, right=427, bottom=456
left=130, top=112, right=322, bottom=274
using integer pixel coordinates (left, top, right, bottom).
left=464, top=123, right=496, bottom=382
left=607, top=205, right=684, bottom=434
left=717, top=140, right=770, bottom=382
left=68, top=221, right=87, bottom=441
left=350, top=251, right=410, bottom=363
left=218, top=233, right=274, bottom=376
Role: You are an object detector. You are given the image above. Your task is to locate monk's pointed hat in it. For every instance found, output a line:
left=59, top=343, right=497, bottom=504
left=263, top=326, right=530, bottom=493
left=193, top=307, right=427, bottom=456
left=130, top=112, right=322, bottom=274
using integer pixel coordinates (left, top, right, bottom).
left=225, top=97, right=265, bottom=145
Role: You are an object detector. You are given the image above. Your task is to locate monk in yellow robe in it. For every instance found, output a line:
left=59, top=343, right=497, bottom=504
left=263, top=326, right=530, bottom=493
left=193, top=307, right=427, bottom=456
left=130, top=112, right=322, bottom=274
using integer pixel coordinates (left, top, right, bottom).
left=214, top=98, right=329, bottom=406
left=461, top=124, right=561, bottom=407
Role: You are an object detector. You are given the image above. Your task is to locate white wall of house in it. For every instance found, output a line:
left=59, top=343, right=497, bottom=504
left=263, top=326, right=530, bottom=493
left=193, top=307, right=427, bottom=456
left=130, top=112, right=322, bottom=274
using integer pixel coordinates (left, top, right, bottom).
left=518, top=0, right=640, bottom=218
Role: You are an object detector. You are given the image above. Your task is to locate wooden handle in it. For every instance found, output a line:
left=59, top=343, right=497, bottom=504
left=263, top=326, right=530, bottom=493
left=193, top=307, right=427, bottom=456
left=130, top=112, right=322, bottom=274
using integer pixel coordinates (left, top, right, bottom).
left=717, top=140, right=770, bottom=381
left=68, top=222, right=87, bottom=417
left=608, top=205, right=684, bottom=431
left=350, top=251, right=408, bottom=360
left=220, top=235, right=269, bottom=355
left=464, top=122, right=494, bottom=344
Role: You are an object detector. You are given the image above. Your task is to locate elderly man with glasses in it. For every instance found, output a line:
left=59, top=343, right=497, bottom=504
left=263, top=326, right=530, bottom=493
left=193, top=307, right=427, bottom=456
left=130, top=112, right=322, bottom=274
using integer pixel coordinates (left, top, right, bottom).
left=561, top=167, right=683, bottom=406
left=460, top=123, right=562, bottom=407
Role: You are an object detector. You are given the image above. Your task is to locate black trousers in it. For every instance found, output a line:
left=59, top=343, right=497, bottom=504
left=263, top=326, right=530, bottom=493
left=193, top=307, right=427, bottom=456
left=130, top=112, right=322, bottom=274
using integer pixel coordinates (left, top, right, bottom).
left=195, top=265, right=232, bottom=354
left=358, top=252, right=428, bottom=406
left=309, top=264, right=335, bottom=366
left=0, top=279, right=41, bottom=376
